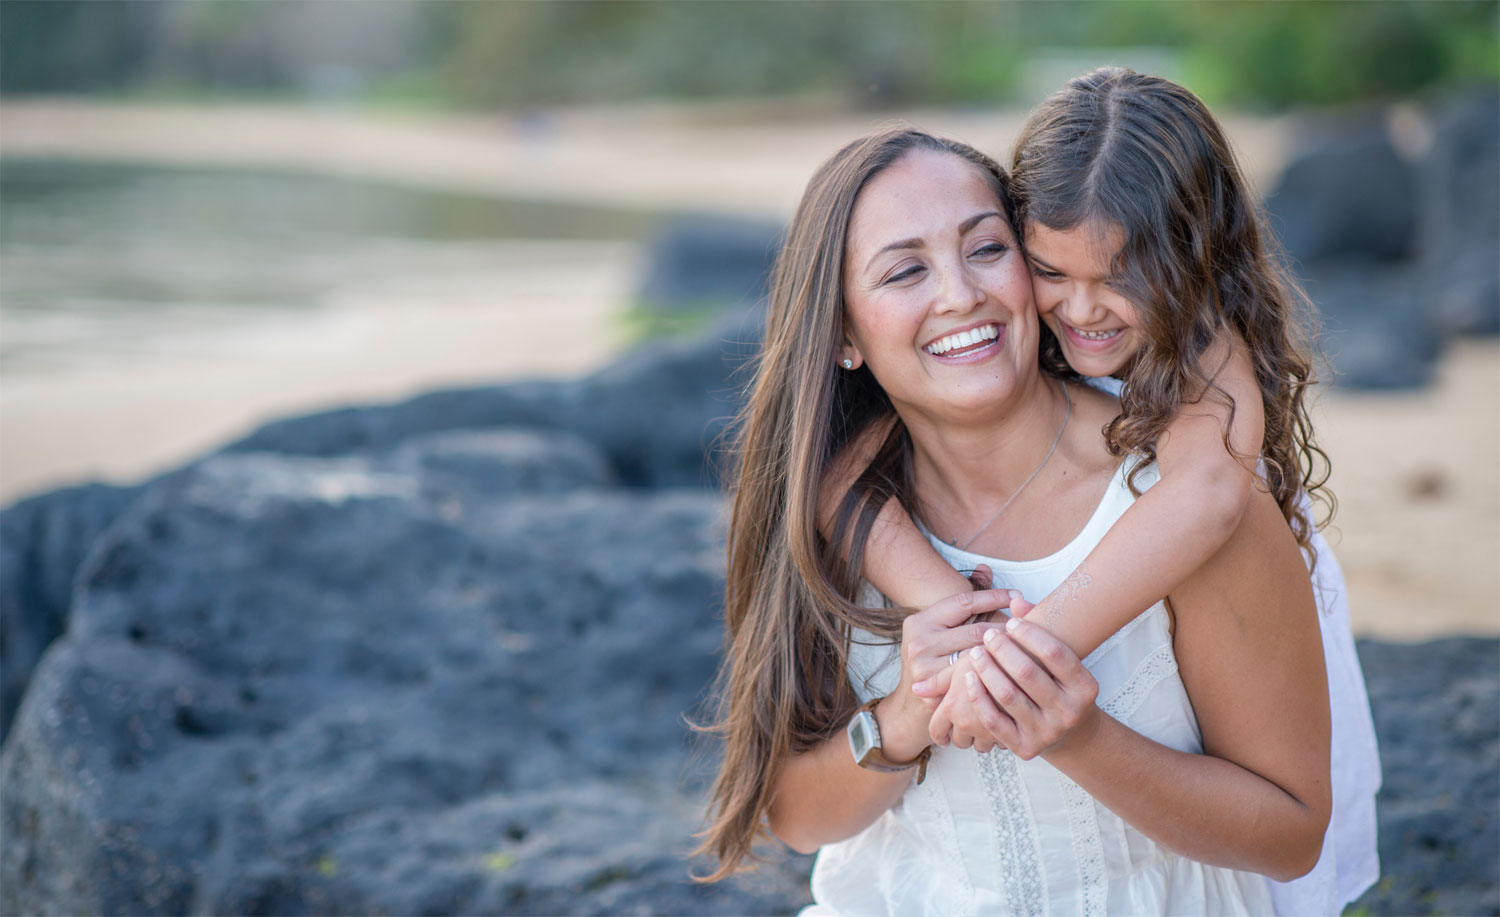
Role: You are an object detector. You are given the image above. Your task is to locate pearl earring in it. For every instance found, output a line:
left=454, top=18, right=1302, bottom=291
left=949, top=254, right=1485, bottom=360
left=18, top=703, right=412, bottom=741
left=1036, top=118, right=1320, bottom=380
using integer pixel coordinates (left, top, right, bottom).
left=842, top=358, right=854, bottom=370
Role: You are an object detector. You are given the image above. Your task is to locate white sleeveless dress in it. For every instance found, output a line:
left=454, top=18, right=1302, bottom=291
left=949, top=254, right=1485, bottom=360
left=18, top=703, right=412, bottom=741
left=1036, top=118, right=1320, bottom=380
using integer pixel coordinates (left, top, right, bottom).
left=1273, top=517, right=1381, bottom=914
left=1085, top=377, right=1382, bottom=915
left=804, top=459, right=1277, bottom=916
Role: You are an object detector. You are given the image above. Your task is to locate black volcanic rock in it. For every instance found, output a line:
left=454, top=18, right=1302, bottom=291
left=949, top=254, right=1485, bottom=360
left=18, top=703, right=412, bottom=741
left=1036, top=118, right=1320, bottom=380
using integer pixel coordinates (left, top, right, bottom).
left=1267, top=119, right=1418, bottom=265
left=636, top=215, right=783, bottom=312
left=1303, top=260, right=1442, bottom=390
left=219, top=310, right=759, bottom=490
left=0, top=481, right=146, bottom=743
left=1420, top=88, right=1500, bottom=336
left=1349, top=637, right=1499, bottom=917
left=0, top=444, right=811, bottom=915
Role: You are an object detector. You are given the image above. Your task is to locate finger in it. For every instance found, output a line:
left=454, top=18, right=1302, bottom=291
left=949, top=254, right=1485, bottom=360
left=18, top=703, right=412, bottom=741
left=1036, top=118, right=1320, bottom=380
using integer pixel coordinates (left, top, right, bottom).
left=986, top=630, right=1063, bottom=715
left=1004, top=615, right=1090, bottom=688
left=965, top=669, right=1021, bottom=749
left=911, top=662, right=953, bottom=697
left=948, top=722, right=975, bottom=750
left=1007, top=590, right=1036, bottom=619
left=928, top=694, right=957, bottom=746
left=931, top=621, right=1006, bottom=658
left=948, top=714, right=984, bottom=750
left=915, top=588, right=1013, bottom=630
left=968, top=564, right=994, bottom=590
left=968, top=644, right=1038, bottom=721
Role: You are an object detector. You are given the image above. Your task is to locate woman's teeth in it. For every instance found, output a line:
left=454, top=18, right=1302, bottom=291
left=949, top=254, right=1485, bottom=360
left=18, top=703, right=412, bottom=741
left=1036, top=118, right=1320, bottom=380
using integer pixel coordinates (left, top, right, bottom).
left=924, top=324, right=999, bottom=355
left=1070, top=326, right=1121, bottom=341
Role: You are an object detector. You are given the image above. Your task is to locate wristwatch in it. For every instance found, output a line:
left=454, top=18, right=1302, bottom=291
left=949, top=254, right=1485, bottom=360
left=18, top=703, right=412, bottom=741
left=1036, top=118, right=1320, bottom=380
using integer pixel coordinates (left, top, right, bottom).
left=846, top=696, right=931, bottom=784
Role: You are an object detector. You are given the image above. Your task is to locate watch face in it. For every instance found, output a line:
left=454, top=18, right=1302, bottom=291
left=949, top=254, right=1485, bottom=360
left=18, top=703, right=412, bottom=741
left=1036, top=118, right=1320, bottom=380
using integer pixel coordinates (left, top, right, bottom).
left=848, top=710, right=879, bottom=762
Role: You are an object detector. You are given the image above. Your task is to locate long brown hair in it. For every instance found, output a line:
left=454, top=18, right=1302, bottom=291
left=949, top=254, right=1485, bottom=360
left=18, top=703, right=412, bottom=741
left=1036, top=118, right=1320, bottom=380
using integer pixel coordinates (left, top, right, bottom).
left=694, top=128, right=1015, bottom=880
left=1011, top=67, right=1333, bottom=556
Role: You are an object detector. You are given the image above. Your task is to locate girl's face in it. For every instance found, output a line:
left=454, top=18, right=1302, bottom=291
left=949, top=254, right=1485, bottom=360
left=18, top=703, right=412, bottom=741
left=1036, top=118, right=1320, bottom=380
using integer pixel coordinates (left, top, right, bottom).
left=840, top=150, right=1038, bottom=423
left=1025, top=221, right=1142, bottom=378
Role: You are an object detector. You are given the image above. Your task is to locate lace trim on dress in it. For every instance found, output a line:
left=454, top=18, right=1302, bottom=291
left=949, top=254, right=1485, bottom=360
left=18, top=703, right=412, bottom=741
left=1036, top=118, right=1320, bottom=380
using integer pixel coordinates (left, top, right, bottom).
left=1081, top=604, right=1156, bottom=668
left=979, top=750, right=1046, bottom=917
left=917, top=768, right=976, bottom=917
left=1059, top=775, right=1108, bottom=917
left=1100, top=643, right=1179, bottom=722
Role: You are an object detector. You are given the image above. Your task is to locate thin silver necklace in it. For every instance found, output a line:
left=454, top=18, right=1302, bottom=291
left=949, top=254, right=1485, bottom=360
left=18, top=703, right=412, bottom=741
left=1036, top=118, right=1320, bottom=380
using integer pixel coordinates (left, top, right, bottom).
left=949, top=380, right=1071, bottom=551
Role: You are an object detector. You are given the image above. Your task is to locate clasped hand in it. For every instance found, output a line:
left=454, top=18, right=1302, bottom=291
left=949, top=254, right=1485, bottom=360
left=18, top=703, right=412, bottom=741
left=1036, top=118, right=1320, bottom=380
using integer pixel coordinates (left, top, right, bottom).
left=913, top=592, right=1101, bottom=759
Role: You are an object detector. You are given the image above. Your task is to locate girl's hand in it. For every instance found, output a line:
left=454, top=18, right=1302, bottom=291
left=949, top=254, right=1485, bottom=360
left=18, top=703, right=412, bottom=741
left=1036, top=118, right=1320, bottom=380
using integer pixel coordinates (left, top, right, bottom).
left=881, top=589, right=1013, bottom=762
left=958, top=616, right=1101, bottom=760
left=905, top=581, right=1009, bottom=704
left=927, top=592, right=1030, bottom=752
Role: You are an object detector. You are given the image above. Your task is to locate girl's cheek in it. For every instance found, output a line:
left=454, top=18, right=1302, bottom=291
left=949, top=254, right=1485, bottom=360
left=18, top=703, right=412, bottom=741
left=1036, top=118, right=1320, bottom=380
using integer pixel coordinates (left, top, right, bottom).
left=1030, top=285, right=1062, bottom=316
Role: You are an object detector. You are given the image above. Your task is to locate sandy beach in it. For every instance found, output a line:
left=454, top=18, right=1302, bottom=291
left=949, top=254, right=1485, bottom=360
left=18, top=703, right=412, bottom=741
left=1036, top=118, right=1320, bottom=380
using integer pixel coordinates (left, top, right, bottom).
left=1, top=99, right=1495, bottom=640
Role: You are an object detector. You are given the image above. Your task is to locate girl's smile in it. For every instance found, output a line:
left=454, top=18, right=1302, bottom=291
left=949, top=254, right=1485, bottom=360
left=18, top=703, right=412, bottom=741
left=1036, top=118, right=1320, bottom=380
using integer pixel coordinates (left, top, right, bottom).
left=1025, top=221, right=1141, bottom=378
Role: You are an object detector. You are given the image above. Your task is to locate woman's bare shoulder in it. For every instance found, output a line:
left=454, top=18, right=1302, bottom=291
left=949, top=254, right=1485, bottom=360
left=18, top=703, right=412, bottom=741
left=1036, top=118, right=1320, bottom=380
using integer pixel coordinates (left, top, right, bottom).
left=1172, top=484, right=1313, bottom=627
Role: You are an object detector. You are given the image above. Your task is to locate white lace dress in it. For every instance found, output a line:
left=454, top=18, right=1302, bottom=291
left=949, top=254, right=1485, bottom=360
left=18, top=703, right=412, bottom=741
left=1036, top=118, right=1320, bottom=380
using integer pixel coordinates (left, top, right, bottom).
left=805, top=460, right=1278, bottom=916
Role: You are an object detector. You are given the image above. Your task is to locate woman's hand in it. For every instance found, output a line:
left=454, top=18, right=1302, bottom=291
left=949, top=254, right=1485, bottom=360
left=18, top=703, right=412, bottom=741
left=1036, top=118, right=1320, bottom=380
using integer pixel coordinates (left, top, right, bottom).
left=925, top=591, right=1029, bottom=752
left=882, top=588, right=1014, bottom=761
left=932, top=613, right=1101, bottom=760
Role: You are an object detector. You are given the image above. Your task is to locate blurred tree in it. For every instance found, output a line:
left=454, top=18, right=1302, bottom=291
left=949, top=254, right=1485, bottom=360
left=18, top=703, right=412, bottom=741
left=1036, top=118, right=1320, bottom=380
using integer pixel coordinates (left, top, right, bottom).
left=2, top=0, right=1495, bottom=109
left=0, top=0, right=158, bottom=93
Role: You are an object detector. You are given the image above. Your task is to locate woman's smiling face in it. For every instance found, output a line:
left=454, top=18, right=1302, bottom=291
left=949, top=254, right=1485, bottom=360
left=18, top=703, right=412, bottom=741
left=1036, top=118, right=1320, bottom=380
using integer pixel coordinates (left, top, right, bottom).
left=840, top=149, right=1037, bottom=423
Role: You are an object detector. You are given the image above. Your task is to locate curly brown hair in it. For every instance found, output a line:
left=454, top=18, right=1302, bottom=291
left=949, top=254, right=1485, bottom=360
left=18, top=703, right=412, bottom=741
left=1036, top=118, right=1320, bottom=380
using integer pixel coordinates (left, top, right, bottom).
left=1011, top=67, right=1334, bottom=558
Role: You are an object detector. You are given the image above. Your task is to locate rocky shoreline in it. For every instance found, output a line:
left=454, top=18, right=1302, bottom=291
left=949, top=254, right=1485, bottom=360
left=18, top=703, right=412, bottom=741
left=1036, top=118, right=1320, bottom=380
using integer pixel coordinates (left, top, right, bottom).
left=1, top=308, right=1496, bottom=915
left=2, top=88, right=1496, bottom=915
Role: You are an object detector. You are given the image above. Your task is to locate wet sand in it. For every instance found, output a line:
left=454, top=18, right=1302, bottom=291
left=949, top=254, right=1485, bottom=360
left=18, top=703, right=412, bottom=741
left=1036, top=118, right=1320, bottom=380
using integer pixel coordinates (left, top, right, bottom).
left=1, top=99, right=1495, bottom=640
left=1313, top=340, right=1499, bottom=639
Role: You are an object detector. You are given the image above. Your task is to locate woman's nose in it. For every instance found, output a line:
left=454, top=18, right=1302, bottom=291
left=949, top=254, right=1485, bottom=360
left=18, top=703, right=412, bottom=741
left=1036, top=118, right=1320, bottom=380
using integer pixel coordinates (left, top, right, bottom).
left=934, top=262, right=984, bottom=315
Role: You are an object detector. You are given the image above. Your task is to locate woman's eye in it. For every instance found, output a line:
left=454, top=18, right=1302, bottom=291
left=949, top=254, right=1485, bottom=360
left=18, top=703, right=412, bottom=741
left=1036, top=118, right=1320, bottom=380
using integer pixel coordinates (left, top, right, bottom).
left=884, top=265, right=925, bottom=285
left=970, top=243, right=1008, bottom=259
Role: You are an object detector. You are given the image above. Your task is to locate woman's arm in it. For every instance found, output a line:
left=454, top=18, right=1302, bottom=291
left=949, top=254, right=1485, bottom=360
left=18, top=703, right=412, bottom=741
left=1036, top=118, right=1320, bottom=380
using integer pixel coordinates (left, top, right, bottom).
left=766, top=589, right=1011, bottom=853
left=950, top=485, right=1331, bottom=881
left=817, top=420, right=975, bottom=611
left=1022, top=336, right=1266, bottom=657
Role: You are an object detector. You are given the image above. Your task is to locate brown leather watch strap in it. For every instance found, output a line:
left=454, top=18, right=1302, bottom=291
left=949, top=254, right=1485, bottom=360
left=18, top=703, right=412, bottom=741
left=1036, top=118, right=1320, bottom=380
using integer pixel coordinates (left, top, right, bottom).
left=855, top=697, right=932, bottom=784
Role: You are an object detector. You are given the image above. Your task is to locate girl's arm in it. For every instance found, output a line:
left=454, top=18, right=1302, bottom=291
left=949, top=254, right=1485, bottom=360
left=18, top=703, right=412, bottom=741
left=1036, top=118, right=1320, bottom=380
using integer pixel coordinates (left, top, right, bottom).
left=817, top=419, right=974, bottom=610
left=956, top=483, right=1331, bottom=880
left=1024, top=335, right=1266, bottom=657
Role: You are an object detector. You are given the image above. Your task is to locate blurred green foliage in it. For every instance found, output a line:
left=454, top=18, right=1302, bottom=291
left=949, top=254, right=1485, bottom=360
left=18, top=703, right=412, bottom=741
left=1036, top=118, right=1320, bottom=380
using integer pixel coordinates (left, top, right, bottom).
left=2, top=0, right=1495, bottom=109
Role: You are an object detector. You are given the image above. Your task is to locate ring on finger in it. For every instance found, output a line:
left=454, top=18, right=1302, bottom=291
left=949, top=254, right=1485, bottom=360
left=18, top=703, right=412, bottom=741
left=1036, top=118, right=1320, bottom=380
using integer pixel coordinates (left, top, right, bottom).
left=948, top=650, right=961, bottom=666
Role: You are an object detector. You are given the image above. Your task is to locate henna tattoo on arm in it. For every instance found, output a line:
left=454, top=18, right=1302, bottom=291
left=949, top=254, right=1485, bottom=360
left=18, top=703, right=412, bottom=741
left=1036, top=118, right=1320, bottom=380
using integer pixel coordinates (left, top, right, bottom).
left=1041, top=560, right=1093, bottom=630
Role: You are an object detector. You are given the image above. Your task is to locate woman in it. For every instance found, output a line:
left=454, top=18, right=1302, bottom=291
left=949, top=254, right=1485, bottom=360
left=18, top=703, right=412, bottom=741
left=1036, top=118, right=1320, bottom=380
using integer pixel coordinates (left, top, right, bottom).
left=698, top=129, right=1330, bottom=914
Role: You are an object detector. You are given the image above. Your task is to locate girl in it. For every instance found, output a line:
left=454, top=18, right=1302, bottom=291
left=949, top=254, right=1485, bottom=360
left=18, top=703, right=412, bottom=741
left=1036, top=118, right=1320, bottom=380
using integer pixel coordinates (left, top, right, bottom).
left=820, top=68, right=1379, bottom=914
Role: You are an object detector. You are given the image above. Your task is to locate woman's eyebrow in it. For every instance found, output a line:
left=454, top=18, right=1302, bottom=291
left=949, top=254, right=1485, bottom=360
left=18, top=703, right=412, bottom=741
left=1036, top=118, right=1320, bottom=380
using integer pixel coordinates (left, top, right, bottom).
left=866, top=236, right=922, bottom=271
left=959, top=211, right=1005, bottom=234
left=864, top=210, right=1006, bottom=272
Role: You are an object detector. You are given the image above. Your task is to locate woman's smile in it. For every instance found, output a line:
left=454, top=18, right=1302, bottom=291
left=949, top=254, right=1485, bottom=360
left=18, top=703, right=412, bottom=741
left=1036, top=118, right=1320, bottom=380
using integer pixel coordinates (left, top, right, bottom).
left=922, top=321, right=1005, bottom=361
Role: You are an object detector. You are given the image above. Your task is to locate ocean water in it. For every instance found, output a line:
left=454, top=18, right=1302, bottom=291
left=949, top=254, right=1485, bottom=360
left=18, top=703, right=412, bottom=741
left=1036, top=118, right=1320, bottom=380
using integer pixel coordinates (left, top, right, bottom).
left=0, top=159, right=656, bottom=374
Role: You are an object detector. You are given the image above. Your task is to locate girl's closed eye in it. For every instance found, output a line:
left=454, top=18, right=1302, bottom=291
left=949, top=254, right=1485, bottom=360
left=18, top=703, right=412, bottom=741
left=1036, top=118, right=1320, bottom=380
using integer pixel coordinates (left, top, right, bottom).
left=1031, top=265, right=1064, bottom=282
